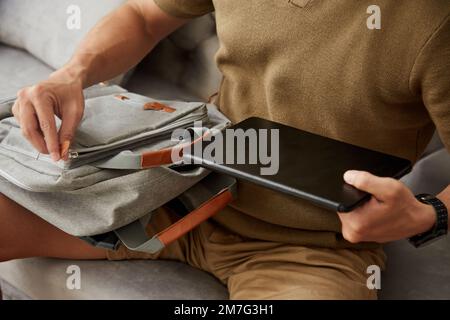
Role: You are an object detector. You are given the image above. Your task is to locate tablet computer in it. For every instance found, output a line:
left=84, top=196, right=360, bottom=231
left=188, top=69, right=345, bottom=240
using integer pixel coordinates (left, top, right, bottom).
left=183, top=117, right=412, bottom=212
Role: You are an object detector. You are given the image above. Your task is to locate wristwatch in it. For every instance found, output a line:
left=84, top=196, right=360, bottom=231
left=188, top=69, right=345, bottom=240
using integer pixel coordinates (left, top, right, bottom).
left=409, top=194, right=448, bottom=248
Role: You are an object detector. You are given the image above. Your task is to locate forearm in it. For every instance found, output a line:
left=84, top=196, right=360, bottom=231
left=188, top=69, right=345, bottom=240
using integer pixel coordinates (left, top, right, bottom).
left=437, top=185, right=450, bottom=230
left=53, top=0, right=187, bottom=87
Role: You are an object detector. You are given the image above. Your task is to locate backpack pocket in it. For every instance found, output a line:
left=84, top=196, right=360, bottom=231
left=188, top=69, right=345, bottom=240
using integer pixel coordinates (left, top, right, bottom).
left=75, top=93, right=207, bottom=148
left=0, top=92, right=208, bottom=170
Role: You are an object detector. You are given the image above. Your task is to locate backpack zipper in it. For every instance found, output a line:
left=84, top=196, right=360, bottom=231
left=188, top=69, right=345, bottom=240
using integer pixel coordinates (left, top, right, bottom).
left=68, top=151, right=79, bottom=159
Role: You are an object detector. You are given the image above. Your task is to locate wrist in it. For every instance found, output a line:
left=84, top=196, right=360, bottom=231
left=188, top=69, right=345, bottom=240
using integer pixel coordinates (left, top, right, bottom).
left=52, top=53, right=99, bottom=88
left=50, top=64, right=87, bottom=88
left=409, top=194, right=448, bottom=248
left=437, top=189, right=450, bottom=231
left=413, top=200, right=437, bottom=235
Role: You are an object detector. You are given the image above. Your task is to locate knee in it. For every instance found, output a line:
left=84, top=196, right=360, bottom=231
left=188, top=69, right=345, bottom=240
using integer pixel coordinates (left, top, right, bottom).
left=0, top=192, right=10, bottom=207
left=0, top=193, right=16, bottom=213
left=0, top=192, right=11, bottom=220
left=0, top=193, right=18, bottom=262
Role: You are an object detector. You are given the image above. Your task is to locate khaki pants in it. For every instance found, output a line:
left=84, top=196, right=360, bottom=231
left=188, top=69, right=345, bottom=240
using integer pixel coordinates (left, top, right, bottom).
left=107, top=209, right=386, bottom=300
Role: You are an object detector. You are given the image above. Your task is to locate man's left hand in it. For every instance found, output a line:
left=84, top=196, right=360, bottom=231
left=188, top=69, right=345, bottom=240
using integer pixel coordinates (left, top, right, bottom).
left=338, top=170, right=436, bottom=243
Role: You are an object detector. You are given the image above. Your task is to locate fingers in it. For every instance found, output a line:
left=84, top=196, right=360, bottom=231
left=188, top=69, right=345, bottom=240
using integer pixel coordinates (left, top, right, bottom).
left=58, top=99, right=83, bottom=161
left=337, top=195, right=385, bottom=243
left=14, top=80, right=84, bottom=162
left=11, top=100, right=21, bottom=123
left=18, top=100, right=49, bottom=154
left=16, top=87, right=60, bottom=160
left=338, top=208, right=369, bottom=243
left=33, top=96, right=60, bottom=161
left=343, top=170, right=399, bottom=201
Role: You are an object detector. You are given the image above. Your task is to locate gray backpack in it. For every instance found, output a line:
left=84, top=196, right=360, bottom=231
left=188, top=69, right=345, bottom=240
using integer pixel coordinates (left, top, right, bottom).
left=0, top=84, right=236, bottom=254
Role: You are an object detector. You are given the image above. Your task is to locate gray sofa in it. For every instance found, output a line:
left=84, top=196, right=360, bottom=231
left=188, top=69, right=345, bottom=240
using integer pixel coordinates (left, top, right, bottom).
left=1, top=1, right=450, bottom=300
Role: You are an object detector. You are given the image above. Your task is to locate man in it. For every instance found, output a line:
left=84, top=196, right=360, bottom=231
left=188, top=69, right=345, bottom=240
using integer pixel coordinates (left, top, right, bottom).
left=0, top=0, right=449, bottom=299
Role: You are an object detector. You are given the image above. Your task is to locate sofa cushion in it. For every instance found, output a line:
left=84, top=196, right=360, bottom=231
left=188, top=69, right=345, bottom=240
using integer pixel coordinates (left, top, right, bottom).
left=402, top=148, right=450, bottom=195
left=0, top=0, right=125, bottom=70
left=1, top=279, right=32, bottom=300
left=0, top=45, right=53, bottom=99
left=139, top=15, right=222, bottom=102
left=379, top=238, right=450, bottom=300
left=2, top=241, right=450, bottom=300
left=169, top=14, right=217, bottom=51
left=0, top=258, right=228, bottom=300
left=126, top=68, right=201, bottom=102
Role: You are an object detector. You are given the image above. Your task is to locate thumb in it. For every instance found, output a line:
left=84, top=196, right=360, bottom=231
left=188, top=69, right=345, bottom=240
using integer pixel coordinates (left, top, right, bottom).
left=343, top=170, right=395, bottom=201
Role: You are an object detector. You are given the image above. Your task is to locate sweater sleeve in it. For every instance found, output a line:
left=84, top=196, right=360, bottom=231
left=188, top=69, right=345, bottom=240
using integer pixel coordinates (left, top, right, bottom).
left=154, top=0, right=214, bottom=18
left=410, top=15, right=450, bottom=152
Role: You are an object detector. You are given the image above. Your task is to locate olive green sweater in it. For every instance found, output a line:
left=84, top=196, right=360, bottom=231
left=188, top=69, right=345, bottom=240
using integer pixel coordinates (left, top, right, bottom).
left=155, top=0, right=450, bottom=248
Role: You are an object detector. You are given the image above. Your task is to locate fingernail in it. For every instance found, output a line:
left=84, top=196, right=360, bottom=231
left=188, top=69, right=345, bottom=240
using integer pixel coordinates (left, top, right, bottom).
left=51, top=152, right=60, bottom=162
left=344, top=170, right=358, bottom=184
left=60, top=140, right=71, bottom=159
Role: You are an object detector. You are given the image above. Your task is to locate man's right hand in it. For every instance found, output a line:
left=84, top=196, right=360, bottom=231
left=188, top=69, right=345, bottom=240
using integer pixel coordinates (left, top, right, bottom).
left=12, top=71, right=85, bottom=162
left=11, top=0, right=188, bottom=162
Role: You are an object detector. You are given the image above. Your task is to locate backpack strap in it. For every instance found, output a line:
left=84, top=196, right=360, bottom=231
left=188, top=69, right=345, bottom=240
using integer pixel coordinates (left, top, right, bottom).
left=114, top=173, right=236, bottom=254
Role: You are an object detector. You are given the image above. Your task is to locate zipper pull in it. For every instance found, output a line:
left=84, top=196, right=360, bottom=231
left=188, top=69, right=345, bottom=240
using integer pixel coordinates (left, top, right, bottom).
left=68, top=151, right=79, bottom=159
left=61, top=140, right=78, bottom=160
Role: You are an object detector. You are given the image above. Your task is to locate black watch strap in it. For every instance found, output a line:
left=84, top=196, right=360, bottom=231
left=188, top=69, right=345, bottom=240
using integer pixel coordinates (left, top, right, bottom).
left=409, top=194, right=448, bottom=248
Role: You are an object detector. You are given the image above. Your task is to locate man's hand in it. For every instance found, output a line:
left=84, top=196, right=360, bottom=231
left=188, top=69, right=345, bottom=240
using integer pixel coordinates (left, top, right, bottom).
left=337, top=170, right=437, bottom=243
left=10, top=0, right=188, bottom=162
left=12, top=71, right=84, bottom=161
